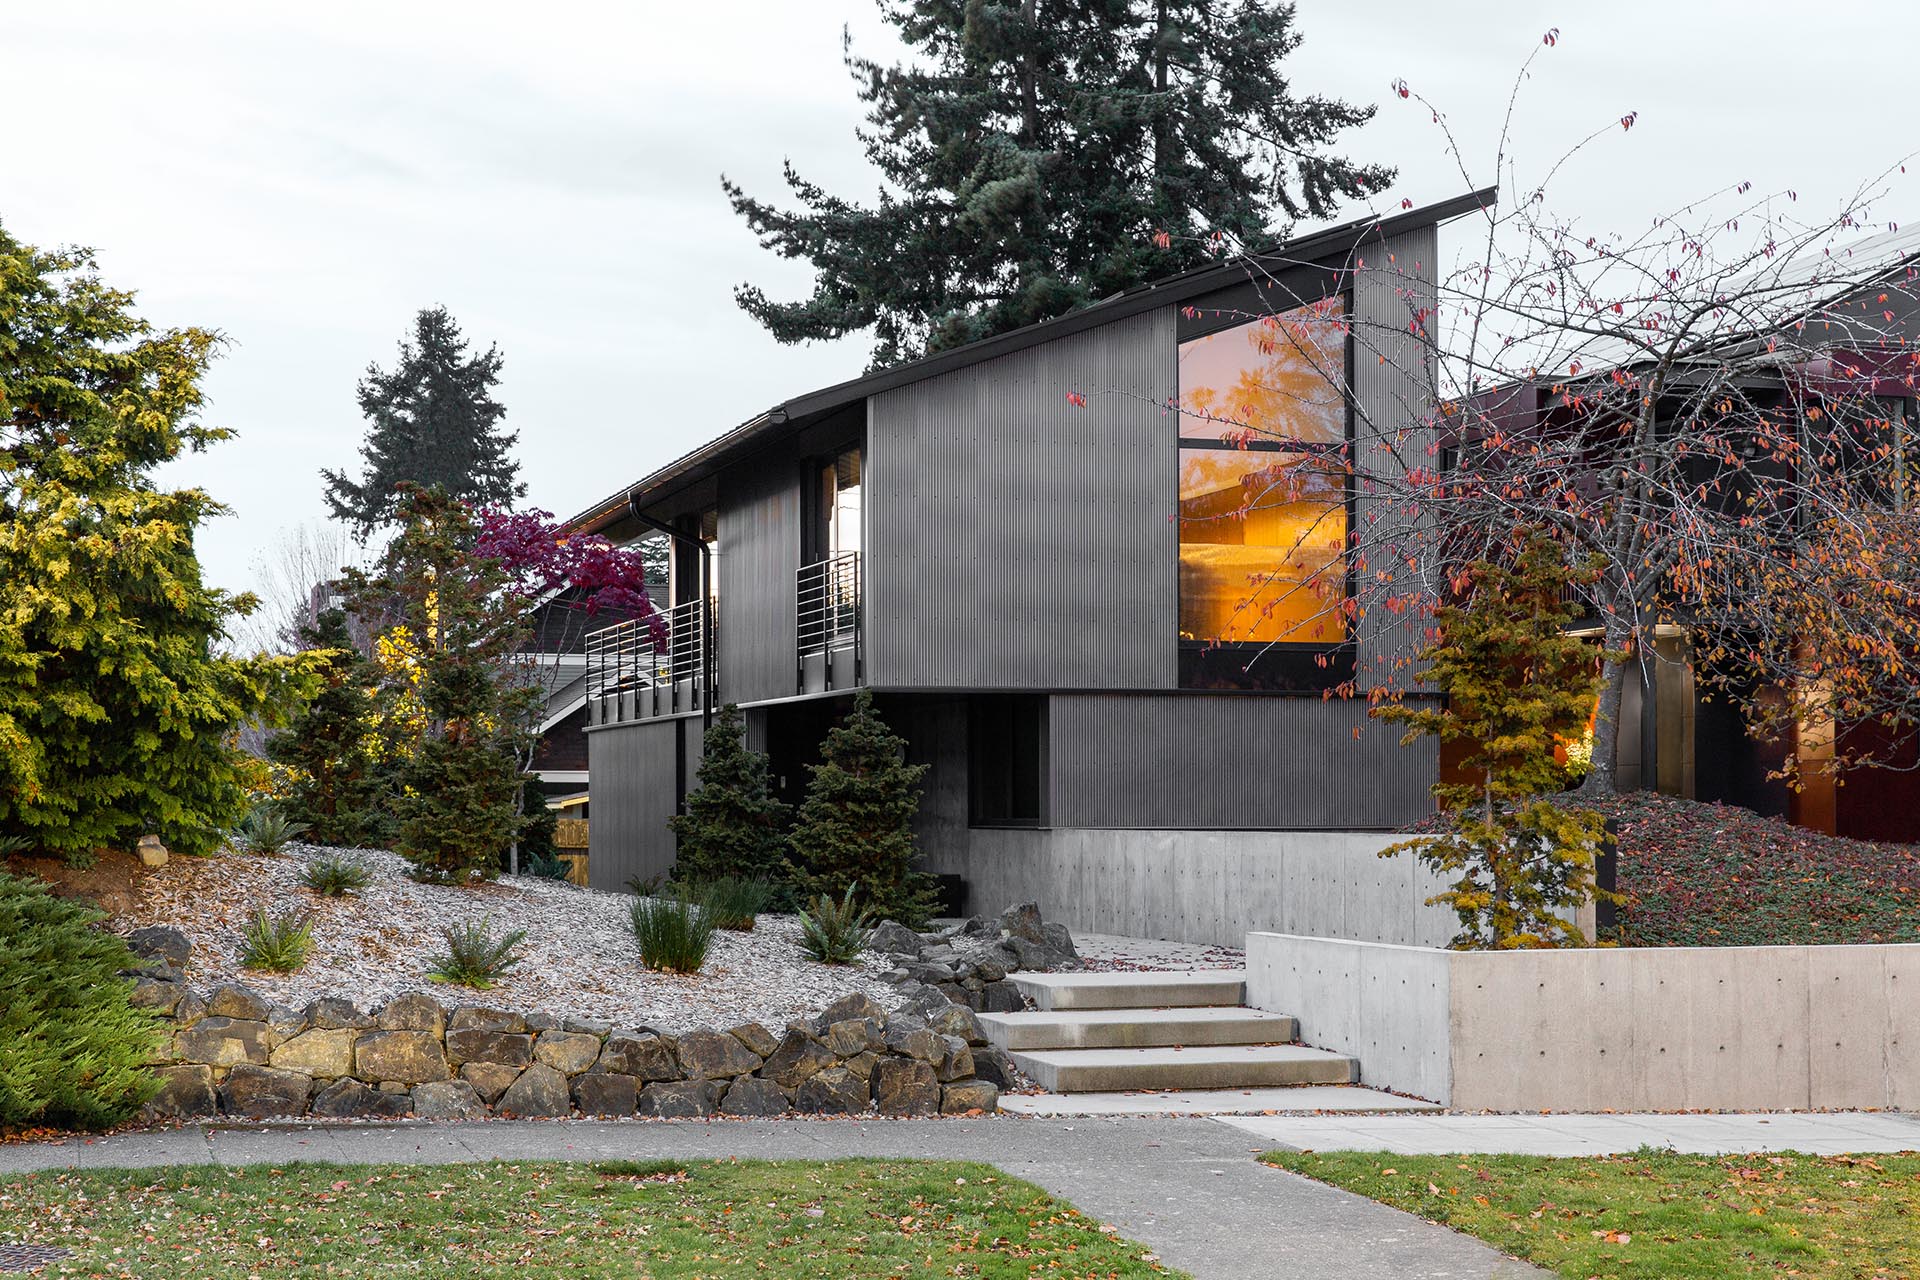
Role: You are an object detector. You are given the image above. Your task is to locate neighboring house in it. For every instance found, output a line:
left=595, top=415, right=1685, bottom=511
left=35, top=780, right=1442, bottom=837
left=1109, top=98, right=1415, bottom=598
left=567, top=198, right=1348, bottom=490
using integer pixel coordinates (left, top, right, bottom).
left=562, top=191, right=1486, bottom=910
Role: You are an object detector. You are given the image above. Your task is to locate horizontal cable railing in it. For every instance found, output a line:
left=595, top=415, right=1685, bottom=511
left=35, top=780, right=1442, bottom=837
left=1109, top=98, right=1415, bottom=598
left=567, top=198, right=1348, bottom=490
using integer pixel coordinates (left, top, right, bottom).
left=796, top=551, right=861, bottom=691
left=584, top=599, right=713, bottom=722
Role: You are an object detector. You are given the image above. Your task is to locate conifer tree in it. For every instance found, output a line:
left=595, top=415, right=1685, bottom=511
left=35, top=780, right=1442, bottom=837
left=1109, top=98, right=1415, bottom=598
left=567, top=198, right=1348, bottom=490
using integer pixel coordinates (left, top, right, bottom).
left=669, top=702, right=791, bottom=884
left=322, top=306, right=524, bottom=538
left=1372, top=536, right=1623, bottom=949
left=788, top=690, right=938, bottom=926
left=0, top=223, right=317, bottom=862
left=267, top=608, right=393, bottom=847
left=343, top=487, right=534, bottom=881
left=725, top=0, right=1391, bottom=368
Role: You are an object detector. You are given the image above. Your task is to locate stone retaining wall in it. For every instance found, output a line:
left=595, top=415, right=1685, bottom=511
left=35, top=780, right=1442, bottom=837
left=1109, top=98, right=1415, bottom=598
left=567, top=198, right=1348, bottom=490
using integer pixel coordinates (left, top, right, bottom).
left=125, top=931, right=1007, bottom=1124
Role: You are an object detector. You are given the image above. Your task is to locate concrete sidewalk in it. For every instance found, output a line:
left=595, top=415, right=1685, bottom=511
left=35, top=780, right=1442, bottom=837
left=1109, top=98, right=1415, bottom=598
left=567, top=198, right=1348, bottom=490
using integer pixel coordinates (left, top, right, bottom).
left=1223, top=1110, right=1920, bottom=1156
left=0, top=1114, right=1542, bottom=1280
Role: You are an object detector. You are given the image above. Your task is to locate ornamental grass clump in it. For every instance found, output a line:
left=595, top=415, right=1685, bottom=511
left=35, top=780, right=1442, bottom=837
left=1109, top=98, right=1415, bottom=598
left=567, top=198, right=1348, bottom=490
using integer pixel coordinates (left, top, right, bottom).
left=0, top=872, right=162, bottom=1129
left=240, top=905, right=315, bottom=972
left=428, top=915, right=529, bottom=989
left=298, top=855, right=372, bottom=897
left=630, top=895, right=714, bottom=974
left=1372, top=534, right=1624, bottom=949
left=797, top=886, right=873, bottom=965
left=689, top=876, right=773, bottom=931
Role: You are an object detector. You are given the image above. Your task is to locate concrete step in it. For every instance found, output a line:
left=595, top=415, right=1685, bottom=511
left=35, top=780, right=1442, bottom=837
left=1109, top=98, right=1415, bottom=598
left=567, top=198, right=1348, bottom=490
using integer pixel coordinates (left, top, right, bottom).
left=1012, top=969, right=1247, bottom=1011
left=998, top=1086, right=1444, bottom=1117
left=979, top=1006, right=1298, bottom=1051
left=1008, top=1043, right=1358, bottom=1093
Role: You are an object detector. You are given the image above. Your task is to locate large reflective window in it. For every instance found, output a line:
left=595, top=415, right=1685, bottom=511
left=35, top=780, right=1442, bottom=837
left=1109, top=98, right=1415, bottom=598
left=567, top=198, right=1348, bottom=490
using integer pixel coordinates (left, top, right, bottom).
left=1177, top=300, right=1348, bottom=647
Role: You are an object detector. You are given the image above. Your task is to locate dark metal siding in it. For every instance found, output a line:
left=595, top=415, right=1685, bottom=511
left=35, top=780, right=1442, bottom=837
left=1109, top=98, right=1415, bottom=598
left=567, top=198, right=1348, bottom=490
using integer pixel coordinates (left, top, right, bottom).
left=584, top=719, right=682, bottom=891
left=716, top=450, right=801, bottom=705
left=866, top=308, right=1177, bottom=690
left=1047, top=694, right=1436, bottom=829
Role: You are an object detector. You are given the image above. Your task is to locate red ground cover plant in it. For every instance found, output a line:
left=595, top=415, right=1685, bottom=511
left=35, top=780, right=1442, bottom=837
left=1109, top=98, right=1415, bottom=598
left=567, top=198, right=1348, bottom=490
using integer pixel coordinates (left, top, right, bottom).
left=1597, top=793, right=1920, bottom=947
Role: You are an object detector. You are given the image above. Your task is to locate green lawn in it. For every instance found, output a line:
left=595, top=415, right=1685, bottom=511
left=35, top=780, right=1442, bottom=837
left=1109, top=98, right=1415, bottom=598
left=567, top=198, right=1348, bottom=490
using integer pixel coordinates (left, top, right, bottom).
left=1, top=1158, right=1183, bottom=1278
left=1264, top=1148, right=1920, bottom=1278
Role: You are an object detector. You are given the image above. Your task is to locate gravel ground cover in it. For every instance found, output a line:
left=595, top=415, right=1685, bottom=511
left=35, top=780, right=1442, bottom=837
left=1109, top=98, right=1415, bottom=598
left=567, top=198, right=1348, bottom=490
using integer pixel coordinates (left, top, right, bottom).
left=112, top=844, right=900, bottom=1032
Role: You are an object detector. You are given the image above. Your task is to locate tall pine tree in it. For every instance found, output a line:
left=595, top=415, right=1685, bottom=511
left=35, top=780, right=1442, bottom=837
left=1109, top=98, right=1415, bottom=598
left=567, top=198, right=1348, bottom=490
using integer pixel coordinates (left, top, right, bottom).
left=725, top=0, right=1391, bottom=369
left=0, top=223, right=318, bottom=862
left=788, top=690, right=938, bottom=926
left=322, top=306, right=524, bottom=538
left=669, top=703, right=792, bottom=884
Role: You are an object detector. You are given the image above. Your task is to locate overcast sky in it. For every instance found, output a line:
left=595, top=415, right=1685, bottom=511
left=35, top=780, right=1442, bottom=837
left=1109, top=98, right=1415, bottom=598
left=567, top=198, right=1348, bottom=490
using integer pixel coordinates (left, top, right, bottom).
left=7, top=2, right=1916, bottom=602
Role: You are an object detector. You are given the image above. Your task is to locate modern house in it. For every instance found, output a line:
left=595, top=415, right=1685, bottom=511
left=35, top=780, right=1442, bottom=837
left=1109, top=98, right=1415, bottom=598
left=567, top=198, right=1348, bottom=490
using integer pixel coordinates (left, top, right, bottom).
left=564, top=191, right=1489, bottom=929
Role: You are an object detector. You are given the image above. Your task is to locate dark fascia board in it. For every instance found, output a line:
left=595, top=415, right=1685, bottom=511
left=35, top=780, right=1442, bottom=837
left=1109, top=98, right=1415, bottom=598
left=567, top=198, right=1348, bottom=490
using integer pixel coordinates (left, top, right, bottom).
left=566, top=187, right=1497, bottom=535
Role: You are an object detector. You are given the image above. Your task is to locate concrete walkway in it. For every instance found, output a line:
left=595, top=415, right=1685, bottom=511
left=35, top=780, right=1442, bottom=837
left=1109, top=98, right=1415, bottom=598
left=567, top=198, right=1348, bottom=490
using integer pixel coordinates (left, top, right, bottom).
left=0, top=1114, right=1542, bottom=1279
left=1223, top=1110, right=1920, bottom=1156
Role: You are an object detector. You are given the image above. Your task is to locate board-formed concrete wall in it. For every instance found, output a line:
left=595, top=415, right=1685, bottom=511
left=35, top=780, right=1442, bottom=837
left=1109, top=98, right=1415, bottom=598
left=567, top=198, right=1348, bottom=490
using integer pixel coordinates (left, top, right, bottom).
left=1246, top=932, right=1920, bottom=1111
left=931, top=829, right=1459, bottom=949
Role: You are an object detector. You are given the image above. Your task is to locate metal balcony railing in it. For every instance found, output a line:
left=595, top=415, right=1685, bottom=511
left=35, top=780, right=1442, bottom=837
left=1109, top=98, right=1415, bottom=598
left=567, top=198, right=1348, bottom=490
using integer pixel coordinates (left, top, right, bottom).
left=584, top=599, right=714, bottom=722
left=796, top=551, right=861, bottom=692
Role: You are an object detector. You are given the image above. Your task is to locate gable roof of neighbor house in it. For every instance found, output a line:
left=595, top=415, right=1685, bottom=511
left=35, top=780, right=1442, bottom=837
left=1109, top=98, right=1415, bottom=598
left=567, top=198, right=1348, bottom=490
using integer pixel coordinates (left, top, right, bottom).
left=565, top=187, right=1498, bottom=537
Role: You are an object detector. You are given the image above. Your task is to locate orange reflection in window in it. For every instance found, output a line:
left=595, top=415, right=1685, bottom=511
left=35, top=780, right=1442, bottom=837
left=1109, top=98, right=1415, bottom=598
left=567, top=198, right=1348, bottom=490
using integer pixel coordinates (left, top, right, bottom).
left=1178, top=451, right=1347, bottom=644
left=1177, top=301, right=1346, bottom=446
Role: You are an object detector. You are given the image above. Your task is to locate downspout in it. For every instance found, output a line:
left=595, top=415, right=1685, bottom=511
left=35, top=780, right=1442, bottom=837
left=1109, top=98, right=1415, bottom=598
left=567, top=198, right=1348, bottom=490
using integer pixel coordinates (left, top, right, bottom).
left=626, top=492, right=714, bottom=734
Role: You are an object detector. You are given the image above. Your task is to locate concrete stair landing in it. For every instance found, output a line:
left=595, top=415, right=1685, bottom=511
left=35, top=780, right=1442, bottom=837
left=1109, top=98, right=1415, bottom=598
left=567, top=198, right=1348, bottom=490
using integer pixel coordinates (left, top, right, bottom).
left=985, top=968, right=1370, bottom=1101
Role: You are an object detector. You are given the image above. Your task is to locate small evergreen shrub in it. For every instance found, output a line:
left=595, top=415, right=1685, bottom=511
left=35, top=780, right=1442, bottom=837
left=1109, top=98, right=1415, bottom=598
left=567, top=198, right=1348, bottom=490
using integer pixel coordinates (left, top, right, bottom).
left=234, top=805, right=310, bottom=856
left=298, top=855, right=372, bottom=897
left=630, top=895, right=714, bottom=974
left=690, top=876, right=772, bottom=931
left=796, top=886, right=874, bottom=964
left=428, top=915, right=529, bottom=989
left=240, top=905, right=315, bottom=971
left=788, top=690, right=939, bottom=926
left=0, top=872, right=162, bottom=1130
left=669, top=703, right=792, bottom=883
left=521, top=847, right=571, bottom=881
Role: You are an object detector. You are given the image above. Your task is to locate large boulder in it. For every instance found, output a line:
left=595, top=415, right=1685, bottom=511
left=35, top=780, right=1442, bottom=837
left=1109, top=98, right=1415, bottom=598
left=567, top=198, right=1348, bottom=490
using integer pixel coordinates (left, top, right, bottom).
left=448, top=1006, right=526, bottom=1034
left=205, top=984, right=273, bottom=1022
left=445, top=1029, right=534, bottom=1070
left=596, top=1032, right=679, bottom=1081
left=496, top=1063, right=572, bottom=1118
left=354, top=1030, right=450, bottom=1084
left=998, top=903, right=1047, bottom=947
left=126, top=925, right=192, bottom=970
left=1041, top=922, right=1078, bottom=965
left=729, top=1022, right=780, bottom=1058
left=411, top=1080, right=486, bottom=1120
left=572, top=1072, right=639, bottom=1117
left=978, top=981, right=1025, bottom=1014
left=533, top=1030, right=602, bottom=1075
left=794, top=1067, right=869, bottom=1115
left=375, top=993, right=447, bottom=1035
left=868, top=921, right=924, bottom=959
left=175, top=1017, right=271, bottom=1067
left=823, top=1018, right=883, bottom=1058
left=636, top=1079, right=717, bottom=1118
left=883, top=1021, right=942, bottom=1064
left=143, top=1065, right=217, bottom=1120
left=311, top=1078, right=411, bottom=1120
left=815, top=992, right=886, bottom=1027
left=971, top=1046, right=1018, bottom=1089
left=870, top=1058, right=940, bottom=1117
left=269, top=1028, right=358, bottom=1078
left=461, top=1061, right=523, bottom=1104
left=129, top=976, right=186, bottom=1015
left=930, top=1005, right=987, bottom=1046
left=674, top=1029, right=762, bottom=1079
left=304, top=997, right=372, bottom=1030
left=935, top=1036, right=975, bottom=1083
left=759, top=1029, right=835, bottom=1090
left=941, top=1080, right=1000, bottom=1114
left=718, top=1076, right=790, bottom=1117
left=221, top=1065, right=312, bottom=1119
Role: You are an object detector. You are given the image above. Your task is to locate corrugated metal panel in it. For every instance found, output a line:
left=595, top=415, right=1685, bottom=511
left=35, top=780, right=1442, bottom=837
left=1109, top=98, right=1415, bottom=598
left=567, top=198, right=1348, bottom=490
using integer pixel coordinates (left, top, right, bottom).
left=1047, top=693, right=1435, bottom=829
left=716, top=450, right=801, bottom=705
left=583, top=719, right=683, bottom=891
left=866, top=308, right=1177, bottom=689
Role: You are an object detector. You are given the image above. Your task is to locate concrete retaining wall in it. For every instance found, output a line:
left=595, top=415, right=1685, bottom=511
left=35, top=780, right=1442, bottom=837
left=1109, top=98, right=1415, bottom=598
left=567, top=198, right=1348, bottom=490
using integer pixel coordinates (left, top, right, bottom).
left=930, top=828, right=1459, bottom=950
left=1246, top=932, right=1920, bottom=1111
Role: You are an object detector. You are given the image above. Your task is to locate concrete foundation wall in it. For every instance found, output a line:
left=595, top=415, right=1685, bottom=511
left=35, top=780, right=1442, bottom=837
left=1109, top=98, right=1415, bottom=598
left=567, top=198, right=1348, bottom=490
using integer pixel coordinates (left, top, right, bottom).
left=926, top=828, right=1458, bottom=949
left=1246, top=932, right=1920, bottom=1111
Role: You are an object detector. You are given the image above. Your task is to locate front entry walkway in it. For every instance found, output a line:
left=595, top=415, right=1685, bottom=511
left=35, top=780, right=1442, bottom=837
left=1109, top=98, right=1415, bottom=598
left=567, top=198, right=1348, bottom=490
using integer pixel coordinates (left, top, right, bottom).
left=1224, top=1110, right=1920, bottom=1156
left=1, top=1115, right=1543, bottom=1279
